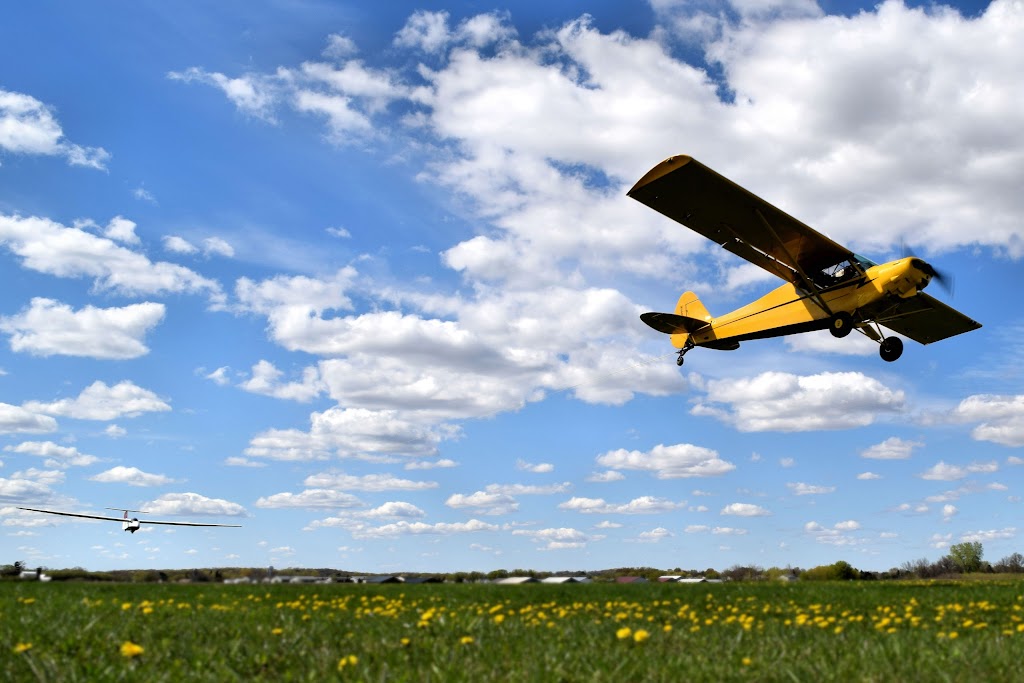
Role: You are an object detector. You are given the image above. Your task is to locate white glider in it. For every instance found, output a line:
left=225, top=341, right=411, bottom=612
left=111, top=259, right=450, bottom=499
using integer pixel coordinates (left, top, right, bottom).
left=17, top=507, right=242, bottom=534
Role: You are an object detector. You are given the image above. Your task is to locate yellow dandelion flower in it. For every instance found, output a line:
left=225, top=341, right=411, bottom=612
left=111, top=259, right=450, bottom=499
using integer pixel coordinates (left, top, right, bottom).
left=633, top=629, right=650, bottom=643
left=663, top=624, right=673, bottom=633
left=13, top=642, right=32, bottom=654
left=400, top=637, right=411, bottom=647
left=460, top=636, right=475, bottom=645
left=741, top=657, right=753, bottom=667
left=337, top=654, right=359, bottom=670
left=120, top=641, right=144, bottom=658
left=271, top=628, right=284, bottom=635
left=121, top=602, right=133, bottom=611
left=493, top=614, right=506, bottom=625
left=616, top=627, right=632, bottom=640
left=948, top=631, right=959, bottom=639
left=142, top=607, right=154, bottom=615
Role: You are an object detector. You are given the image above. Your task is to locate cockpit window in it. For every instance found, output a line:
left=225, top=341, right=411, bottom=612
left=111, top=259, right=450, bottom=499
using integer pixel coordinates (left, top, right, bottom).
left=814, top=256, right=869, bottom=288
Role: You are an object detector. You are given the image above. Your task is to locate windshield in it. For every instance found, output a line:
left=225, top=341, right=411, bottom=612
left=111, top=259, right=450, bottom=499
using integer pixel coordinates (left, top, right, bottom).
left=852, top=253, right=877, bottom=269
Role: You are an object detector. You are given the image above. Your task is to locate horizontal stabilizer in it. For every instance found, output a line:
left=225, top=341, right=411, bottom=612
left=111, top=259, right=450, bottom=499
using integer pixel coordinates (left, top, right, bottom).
left=641, top=311, right=710, bottom=335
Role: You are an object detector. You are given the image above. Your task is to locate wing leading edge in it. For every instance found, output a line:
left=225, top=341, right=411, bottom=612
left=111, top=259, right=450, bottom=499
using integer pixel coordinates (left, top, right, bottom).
left=627, top=155, right=854, bottom=281
left=16, top=507, right=242, bottom=528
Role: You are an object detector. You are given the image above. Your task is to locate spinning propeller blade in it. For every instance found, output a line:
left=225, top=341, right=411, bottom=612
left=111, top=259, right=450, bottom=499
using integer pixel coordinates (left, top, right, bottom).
left=910, top=257, right=955, bottom=296
left=901, top=241, right=954, bottom=296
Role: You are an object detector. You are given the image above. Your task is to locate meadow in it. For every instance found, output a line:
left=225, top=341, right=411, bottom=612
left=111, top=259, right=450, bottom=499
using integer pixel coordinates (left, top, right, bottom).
left=3, top=580, right=1024, bottom=681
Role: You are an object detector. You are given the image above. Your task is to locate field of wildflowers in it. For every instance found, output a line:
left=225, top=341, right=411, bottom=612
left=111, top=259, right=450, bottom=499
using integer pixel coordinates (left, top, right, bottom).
left=3, top=580, right=1024, bottom=681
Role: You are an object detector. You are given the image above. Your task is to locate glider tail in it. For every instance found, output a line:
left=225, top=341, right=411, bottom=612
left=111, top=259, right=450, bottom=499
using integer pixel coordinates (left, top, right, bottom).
left=641, top=292, right=713, bottom=349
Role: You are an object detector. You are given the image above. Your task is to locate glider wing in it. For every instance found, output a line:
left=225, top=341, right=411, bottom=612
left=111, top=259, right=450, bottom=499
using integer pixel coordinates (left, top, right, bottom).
left=140, top=519, right=242, bottom=528
left=17, top=507, right=129, bottom=523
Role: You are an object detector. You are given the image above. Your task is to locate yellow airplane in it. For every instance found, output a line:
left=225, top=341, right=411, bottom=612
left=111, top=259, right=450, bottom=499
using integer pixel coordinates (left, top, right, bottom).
left=629, top=155, right=981, bottom=365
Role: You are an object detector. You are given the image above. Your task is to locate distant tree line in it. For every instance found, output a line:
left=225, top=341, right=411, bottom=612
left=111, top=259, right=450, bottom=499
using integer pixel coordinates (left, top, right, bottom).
left=5, top=542, right=1024, bottom=583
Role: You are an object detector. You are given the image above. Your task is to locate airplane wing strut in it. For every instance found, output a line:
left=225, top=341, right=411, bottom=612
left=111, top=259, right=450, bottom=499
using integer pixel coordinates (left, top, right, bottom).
left=753, top=209, right=834, bottom=317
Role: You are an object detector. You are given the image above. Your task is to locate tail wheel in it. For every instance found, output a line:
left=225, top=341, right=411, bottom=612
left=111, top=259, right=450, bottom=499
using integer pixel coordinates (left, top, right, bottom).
left=829, top=312, right=853, bottom=338
left=675, top=339, right=694, bottom=367
left=879, top=336, right=903, bottom=362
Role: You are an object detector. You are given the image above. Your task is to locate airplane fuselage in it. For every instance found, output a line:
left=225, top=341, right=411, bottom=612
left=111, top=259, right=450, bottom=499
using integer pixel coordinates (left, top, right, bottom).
left=671, top=257, right=932, bottom=349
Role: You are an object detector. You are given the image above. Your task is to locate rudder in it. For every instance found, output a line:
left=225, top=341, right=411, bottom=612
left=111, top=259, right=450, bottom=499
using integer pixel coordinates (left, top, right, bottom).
left=675, top=291, right=711, bottom=323
left=671, top=292, right=712, bottom=349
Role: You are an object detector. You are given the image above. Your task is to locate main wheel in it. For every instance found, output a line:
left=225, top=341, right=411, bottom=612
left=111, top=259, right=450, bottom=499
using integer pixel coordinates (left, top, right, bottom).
left=879, top=336, right=903, bottom=362
left=676, top=355, right=685, bottom=367
left=829, top=312, right=853, bottom=338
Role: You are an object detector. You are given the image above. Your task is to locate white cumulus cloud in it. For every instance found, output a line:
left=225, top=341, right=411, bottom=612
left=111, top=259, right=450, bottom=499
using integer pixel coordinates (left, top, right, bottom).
left=89, top=466, right=175, bottom=487
left=720, top=503, right=771, bottom=517
left=596, top=443, right=735, bottom=478
left=1, top=298, right=165, bottom=359
left=692, top=372, right=904, bottom=432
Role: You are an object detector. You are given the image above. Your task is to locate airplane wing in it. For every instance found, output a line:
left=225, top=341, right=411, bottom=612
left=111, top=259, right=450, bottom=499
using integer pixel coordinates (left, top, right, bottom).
left=628, top=155, right=854, bottom=282
left=865, top=293, right=982, bottom=344
left=17, top=507, right=241, bottom=527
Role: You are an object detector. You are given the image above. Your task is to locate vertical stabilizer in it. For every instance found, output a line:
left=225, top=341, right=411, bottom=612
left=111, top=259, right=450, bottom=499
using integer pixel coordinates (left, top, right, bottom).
left=672, top=292, right=711, bottom=349
left=676, top=292, right=711, bottom=322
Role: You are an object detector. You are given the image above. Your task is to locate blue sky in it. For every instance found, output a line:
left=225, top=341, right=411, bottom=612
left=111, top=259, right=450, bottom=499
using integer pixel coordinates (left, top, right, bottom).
left=1, top=0, right=1021, bottom=573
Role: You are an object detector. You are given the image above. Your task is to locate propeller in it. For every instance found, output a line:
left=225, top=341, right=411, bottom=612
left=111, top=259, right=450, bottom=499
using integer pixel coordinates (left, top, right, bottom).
left=900, top=240, right=954, bottom=296
left=911, top=258, right=954, bottom=296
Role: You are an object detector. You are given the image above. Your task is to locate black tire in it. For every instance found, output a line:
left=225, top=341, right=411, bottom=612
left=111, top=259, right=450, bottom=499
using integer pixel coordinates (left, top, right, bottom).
left=879, top=337, right=903, bottom=362
left=676, top=356, right=685, bottom=367
left=830, top=312, right=853, bottom=338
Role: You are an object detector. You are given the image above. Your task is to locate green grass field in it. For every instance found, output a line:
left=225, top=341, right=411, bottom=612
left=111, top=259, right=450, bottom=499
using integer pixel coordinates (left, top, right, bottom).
left=3, top=580, right=1024, bottom=681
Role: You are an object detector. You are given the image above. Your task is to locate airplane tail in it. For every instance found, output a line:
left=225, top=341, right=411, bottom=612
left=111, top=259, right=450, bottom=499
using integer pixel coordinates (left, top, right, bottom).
left=675, top=291, right=711, bottom=322
left=641, top=292, right=713, bottom=349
